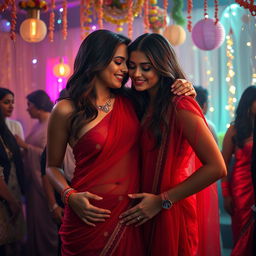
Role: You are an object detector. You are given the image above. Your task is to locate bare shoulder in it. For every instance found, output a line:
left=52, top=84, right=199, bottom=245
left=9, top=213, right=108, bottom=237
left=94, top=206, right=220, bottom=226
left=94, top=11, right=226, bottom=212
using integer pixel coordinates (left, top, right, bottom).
left=52, top=99, right=75, bottom=117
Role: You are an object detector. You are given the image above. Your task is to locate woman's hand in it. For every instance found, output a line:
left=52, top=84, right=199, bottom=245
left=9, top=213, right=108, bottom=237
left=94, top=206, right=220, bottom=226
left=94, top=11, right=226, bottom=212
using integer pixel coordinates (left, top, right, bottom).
left=51, top=205, right=64, bottom=225
left=223, top=196, right=234, bottom=216
left=171, top=79, right=196, bottom=97
left=15, top=135, right=28, bottom=150
left=68, top=191, right=111, bottom=227
left=119, top=193, right=162, bottom=227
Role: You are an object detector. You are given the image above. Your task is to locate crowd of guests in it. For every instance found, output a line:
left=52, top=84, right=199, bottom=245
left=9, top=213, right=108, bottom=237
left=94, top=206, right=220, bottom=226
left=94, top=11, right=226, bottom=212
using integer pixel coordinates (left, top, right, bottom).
left=0, top=30, right=254, bottom=256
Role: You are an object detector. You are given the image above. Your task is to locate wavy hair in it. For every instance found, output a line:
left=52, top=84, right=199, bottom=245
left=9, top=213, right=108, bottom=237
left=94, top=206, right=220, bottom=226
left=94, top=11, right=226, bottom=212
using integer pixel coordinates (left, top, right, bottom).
left=128, top=33, right=186, bottom=146
left=234, top=86, right=256, bottom=148
left=66, top=30, right=130, bottom=139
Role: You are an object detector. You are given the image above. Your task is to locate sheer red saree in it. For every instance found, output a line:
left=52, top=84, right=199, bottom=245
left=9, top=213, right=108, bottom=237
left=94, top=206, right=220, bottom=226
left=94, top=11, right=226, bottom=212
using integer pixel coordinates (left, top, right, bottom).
left=60, top=96, right=144, bottom=256
left=141, top=96, right=221, bottom=256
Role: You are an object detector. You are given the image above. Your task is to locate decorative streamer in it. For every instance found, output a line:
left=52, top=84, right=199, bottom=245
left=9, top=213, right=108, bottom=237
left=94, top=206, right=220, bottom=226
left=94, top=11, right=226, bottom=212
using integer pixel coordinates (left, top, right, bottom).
left=48, top=0, right=56, bottom=42
left=172, top=0, right=186, bottom=26
left=187, top=0, right=193, bottom=32
left=9, top=0, right=16, bottom=41
left=97, top=0, right=103, bottom=29
left=204, top=0, right=208, bottom=19
left=163, top=0, right=168, bottom=29
left=62, top=0, right=68, bottom=40
left=144, top=0, right=149, bottom=33
left=214, top=0, right=219, bottom=24
left=127, top=0, right=133, bottom=39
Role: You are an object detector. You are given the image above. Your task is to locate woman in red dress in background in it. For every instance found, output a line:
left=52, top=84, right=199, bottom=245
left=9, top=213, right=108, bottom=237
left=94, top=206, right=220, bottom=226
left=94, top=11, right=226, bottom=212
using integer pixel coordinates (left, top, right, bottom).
left=221, top=86, right=256, bottom=256
left=46, top=30, right=194, bottom=256
left=120, top=33, right=227, bottom=256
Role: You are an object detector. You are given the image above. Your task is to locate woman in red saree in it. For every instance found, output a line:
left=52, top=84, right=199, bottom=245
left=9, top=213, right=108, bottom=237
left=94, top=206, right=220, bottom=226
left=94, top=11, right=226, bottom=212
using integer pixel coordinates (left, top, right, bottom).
left=46, top=30, right=194, bottom=256
left=120, top=33, right=227, bottom=256
left=221, top=86, right=256, bottom=256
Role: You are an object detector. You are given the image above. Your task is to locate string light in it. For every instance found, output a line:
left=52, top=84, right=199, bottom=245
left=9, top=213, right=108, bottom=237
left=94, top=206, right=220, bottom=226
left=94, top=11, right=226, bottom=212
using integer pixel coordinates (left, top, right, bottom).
left=225, top=31, right=236, bottom=122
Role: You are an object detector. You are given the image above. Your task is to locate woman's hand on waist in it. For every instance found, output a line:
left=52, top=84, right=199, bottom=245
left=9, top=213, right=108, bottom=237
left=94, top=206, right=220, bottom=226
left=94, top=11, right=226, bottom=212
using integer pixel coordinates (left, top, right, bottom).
left=119, top=193, right=162, bottom=227
left=68, top=191, right=111, bottom=227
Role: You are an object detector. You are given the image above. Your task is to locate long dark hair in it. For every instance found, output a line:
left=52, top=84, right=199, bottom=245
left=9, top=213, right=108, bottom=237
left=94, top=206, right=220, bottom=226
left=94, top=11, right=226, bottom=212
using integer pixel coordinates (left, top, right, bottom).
left=0, top=87, right=14, bottom=100
left=233, top=86, right=256, bottom=148
left=66, top=30, right=130, bottom=139
left=128, top=33, right=186, bottom=146
left=0, top=109, right=24, bottom=191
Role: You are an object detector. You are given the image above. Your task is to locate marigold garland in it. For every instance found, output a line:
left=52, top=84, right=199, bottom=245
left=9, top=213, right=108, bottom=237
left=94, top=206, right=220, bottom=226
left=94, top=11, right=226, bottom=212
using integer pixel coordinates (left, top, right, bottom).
left=163, top=0, right=168, bottom=29
left=48, top=0, right=55, bottom=42
left=214, top=0, right=219, bottom=24
left=62, top=0, right=68, bottom=40
left=97, top=0, right=103, bottom=29
left=144, top=0, right=149, bottom=33
left=18, top=0, right=48, bottom=11
left=127, top=0, right=133, bottom=38
left=187, top=0, right=193, bottom=32
left=9, top=0, right=16, bottom=41
left=0, top=0, right=10, bottom=12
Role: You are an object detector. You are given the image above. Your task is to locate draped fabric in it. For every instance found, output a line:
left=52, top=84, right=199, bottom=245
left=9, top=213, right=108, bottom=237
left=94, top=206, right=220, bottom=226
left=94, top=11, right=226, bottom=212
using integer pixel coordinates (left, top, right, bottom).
left=140, top=96, right=221, bottom=256
left=24, top=120, right=59, bottom=256
left=60, top=96, right=144, bottom=256
left=229, top=139, right=254, bottom=256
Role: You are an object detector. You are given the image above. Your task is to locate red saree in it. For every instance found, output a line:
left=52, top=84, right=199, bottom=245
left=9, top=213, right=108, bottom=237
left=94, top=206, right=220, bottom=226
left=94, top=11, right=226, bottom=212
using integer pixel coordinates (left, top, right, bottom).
left=141, top=96, right=221, bottom=256
left=229, top=139, right=254, bottom=256
left=60, top=96, right=144, bottom=256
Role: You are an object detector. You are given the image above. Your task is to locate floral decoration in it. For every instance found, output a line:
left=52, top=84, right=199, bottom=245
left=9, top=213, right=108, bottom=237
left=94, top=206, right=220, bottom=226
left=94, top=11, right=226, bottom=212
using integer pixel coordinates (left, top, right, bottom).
left=18, top=0, right=48, bottom=11
left=148, top=5, right=166, bottom=32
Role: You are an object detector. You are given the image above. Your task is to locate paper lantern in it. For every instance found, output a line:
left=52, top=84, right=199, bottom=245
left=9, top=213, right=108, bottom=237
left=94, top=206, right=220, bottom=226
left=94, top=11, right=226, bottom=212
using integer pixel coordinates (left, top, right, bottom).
left=191, top=18, right=225, bottom=51
left=163, top=25, right=186, bottom=46
left=19, top=9, right=47, bottom=43
left=53, top=58, right=71, bottom=78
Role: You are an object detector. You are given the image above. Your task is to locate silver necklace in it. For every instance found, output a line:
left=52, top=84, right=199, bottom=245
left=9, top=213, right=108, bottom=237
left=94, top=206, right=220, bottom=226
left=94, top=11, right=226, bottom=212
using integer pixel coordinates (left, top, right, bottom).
left=97, top=97, right=112, bottom=113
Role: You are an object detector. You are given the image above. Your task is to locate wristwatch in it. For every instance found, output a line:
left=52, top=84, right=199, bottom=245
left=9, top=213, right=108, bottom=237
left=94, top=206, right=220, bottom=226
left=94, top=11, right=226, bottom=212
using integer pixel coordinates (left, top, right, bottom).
left=161, top=192, right=173, bottom=210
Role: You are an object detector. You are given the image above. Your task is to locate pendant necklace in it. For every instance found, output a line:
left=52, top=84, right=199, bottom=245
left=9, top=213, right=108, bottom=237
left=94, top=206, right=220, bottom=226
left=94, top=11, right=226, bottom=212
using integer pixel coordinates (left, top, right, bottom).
left=97, top=95, right=113, bottom=113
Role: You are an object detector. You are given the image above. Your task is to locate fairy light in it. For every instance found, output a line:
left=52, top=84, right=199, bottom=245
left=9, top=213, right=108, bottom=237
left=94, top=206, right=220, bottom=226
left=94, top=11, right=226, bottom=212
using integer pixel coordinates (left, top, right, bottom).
left=225, top=31, right=236, bottom=122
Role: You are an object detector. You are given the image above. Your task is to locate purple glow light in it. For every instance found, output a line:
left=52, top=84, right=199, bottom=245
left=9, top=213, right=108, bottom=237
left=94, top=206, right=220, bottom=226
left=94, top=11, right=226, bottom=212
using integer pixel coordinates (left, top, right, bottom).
left=92, top=25, right=97, bottom=31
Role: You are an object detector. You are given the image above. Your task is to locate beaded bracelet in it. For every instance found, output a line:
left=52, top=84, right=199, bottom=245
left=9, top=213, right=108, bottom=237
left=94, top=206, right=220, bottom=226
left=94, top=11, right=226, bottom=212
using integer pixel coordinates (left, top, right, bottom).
left=64, top=189, right=77, bottom=205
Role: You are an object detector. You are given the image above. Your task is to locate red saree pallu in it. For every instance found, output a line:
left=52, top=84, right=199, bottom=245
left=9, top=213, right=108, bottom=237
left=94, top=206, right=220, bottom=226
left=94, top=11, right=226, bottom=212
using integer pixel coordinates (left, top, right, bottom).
left=60, top=96, right=144, bottom=256
left=229, top=139, right=254, bottom=256
left=140, top=96, right=221, bottom=256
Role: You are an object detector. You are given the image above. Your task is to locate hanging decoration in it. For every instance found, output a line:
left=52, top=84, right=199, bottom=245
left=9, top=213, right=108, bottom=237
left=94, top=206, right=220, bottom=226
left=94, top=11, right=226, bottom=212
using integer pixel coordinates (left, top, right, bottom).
left=225, top=29, right=236, bottom=122
left=214, top=0, right=219, bottom=24
left=62, top=0, right=68, bottom=40
left=127, top=0, right=133, bottom=38
left=9, top=0, right=16, bottom=40
left=19, top=0, right=48, bottom=42
left=48, top=0, right=55, bottom=42
left=95, top=0, right=144, bottom=33
left=235, top=0, right=256, bottom=16
left=144, top=0, right=149, bottom=33
left=148, top=5, right=166, bottom=34
left=187, top=0, right=193, bottom=32
left=53, top=57, right=71, bottom=78
left=163, top=24, right=186, bottom=46
left=163, top=0, right=168, bottom=29
left=97, top=0, right=103, bottom=29
left=0, top=0, right=10, bottom=12
left=80, top=0, right=92, bottom=39
left=191, top=18, right=225, bottom=50
left=171, top=0, right=186, bottom=26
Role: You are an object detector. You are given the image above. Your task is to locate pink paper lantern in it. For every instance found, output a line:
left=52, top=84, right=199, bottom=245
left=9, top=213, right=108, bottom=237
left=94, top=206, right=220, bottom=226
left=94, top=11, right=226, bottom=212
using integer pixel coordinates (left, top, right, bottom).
left=192, top=18, right=225, bottom=51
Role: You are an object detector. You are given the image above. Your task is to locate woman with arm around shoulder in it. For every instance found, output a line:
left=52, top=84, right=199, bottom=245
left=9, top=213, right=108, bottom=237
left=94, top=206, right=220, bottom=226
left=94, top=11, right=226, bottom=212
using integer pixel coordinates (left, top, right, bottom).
left=120, top=33, right=227, bottom=256
left=221, top=86, right=256, bottom=256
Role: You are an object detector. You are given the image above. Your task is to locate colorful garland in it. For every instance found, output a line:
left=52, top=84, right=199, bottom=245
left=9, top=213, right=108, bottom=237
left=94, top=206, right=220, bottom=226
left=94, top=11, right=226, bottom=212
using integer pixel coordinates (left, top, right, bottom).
left=62, top=0, right=68, bottom=40
left=187, top=0, right=193, bottom=32
left=48, top=0, right=55, bottom=42
left=204, top=0, right=208, bottom=19
left=214, top=0, right=219, bottom=24
left=0, top=0, right=10, bottom=12
left=148, top=5, right=166, bottom=33
left=18, top=0, right=48, bottom=11
left=235, top=0, right=256, bottom=16
left=144, top=0, right=149, bottom=33
left=97, top=0, right=103, bottom=29
left=9, top=0, right=16, bottom=41
left=163, top=0, right=168, bottom=29
left=172, top=0, right=186, bottom=26
left=127, top=0, right=133, bottom=38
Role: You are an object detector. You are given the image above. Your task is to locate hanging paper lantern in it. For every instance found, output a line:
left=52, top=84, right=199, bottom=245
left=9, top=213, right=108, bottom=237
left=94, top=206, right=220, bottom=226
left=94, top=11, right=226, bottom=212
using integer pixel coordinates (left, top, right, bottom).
left=19, top=9, right=47, bottom=43
left=191, top=18, right=225, bottom=51
left=0, top=19, right=11, bottom=32
left=163, top=24, right=186, bottom=46
left=53, top=58, right=71, bottom=78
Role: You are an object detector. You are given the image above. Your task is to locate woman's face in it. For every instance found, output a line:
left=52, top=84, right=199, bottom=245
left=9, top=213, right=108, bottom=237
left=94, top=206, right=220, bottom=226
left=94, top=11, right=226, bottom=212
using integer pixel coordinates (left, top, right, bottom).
left=0, top=93, right=14, bottom=118
left=95, top=44, right=128, bottom=89
left=128, top=50, right=159, bottom=93
left=27, top=101, right=39, bottom=119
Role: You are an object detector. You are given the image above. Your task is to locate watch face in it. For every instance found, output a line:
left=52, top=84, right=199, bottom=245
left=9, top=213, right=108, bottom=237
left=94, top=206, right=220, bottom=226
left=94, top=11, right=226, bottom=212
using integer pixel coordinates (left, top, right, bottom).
left=162, top=200, right=172, bottom=209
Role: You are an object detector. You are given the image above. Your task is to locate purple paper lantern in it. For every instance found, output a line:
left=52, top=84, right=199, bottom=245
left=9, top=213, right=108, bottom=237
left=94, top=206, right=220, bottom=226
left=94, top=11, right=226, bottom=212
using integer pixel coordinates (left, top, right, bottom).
left=192, top=18, right=225, bottom=51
